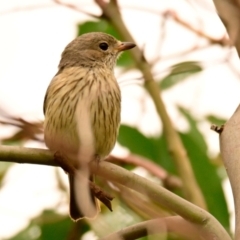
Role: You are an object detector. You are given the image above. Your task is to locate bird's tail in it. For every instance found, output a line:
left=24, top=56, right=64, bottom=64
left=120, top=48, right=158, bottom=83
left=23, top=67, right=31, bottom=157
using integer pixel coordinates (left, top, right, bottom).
left=69, top=173, right=99, bottom=221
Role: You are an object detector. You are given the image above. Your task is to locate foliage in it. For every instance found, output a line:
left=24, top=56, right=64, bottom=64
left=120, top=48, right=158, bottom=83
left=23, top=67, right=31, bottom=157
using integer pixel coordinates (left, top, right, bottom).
left=11, top=210, right=89, bottom=240
left=160, top=61, right=202, bottom=90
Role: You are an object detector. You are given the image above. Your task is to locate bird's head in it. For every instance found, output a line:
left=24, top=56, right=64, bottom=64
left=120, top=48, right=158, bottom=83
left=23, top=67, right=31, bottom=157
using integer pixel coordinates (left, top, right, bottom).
left=59, top=32, right=136, bottom=70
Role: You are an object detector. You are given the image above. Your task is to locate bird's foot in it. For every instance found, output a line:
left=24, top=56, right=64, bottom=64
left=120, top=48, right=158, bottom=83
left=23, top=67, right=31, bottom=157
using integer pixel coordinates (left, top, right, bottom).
left=90, top=181, right=114, bottom=211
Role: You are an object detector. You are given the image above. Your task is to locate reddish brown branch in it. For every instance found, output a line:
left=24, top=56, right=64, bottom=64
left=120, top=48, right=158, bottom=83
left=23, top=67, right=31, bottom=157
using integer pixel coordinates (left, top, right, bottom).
left=53, top=0, right=99, bottom=18
left=164, top=10, right=229, bottom=46
left=108, top=154, right=182, bottom=189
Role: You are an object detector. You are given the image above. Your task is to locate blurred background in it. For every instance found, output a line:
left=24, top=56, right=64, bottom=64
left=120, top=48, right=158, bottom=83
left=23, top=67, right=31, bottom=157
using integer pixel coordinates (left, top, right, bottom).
left=0, top=0, right=239, bottom=239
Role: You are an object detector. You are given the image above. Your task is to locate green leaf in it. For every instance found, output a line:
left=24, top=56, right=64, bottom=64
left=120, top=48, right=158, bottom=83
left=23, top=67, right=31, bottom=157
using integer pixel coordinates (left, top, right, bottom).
left=206, top=115, right=226, bottom=126
left=78, top=20, right=134, bottom=67
left=181, top=132, right=229, bottom=230
left=11, top=210, right=90, bottom=240
left=160, top=61, right=202, bottom=90
left=154, top=135, right=176, bottom=175
left=0, top=162, right=12, bottom=186
left=118, top=125, right=178, bottom=176
left=117, top=125, right=160, bottom=162
left=178, top=106, right=207, bottom=153
left=178, top=108, right=229, bottom=230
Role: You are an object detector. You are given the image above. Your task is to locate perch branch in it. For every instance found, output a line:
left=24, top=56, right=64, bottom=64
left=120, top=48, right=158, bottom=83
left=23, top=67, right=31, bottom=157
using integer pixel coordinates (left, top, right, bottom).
left=0, top=145, right=231, bottom=240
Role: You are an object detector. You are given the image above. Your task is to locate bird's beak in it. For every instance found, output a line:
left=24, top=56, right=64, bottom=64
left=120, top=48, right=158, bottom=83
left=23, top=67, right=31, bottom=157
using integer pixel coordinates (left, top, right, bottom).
left=116, top=42, right=136, bottom=52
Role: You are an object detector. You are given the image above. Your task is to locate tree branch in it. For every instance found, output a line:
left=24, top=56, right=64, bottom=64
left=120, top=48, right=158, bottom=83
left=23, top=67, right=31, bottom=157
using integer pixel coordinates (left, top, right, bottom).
left=116, top=183, right=171, bottom=219
left=108, top=154, right=182, bottom=189
left=164, top=10, right=229, bottom=46
left=212, top=0, right=240, bottom=57
left=219, top=104, right=240, bottom=239
left=94, top=0, right=206, bottom=209
left=53, top=0, right=100, bottom=18
left=0, top=145, right=231, bottom=240
left=0, top=145, right=56, bottom=166
left=100, top=216, right=206, bottom=240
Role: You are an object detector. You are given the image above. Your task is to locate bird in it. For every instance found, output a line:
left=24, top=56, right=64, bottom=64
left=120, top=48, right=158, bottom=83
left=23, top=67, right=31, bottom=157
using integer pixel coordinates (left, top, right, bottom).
left=43, top=32, right=136, bottom=221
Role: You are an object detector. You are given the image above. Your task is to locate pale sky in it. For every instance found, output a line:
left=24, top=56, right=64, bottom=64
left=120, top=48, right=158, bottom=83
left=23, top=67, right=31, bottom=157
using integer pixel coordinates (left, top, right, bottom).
left=0, top=0, right=238, bottom=239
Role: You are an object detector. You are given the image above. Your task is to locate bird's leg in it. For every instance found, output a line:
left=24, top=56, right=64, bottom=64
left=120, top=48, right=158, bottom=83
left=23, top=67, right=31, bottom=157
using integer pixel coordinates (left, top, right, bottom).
left=90, top=182, right=114, bottom=211
left=90, top=154, right=114, bottom=211
left=94, top=154, right=101, bottom=165
left=54, top=151, right=114, bottom=212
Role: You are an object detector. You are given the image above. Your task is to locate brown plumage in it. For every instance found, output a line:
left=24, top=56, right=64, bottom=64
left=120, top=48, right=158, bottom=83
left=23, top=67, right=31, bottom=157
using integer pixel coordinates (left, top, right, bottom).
left=43, top=32, right=135, bottom=221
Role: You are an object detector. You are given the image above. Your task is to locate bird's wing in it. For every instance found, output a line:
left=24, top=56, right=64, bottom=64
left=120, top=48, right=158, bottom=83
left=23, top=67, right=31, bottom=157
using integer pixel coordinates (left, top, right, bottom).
left=43, top=69, right=63, bottom=115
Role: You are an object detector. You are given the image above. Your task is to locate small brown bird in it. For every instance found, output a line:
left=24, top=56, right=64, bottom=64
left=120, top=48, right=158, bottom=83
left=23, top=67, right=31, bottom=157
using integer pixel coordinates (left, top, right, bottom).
left=43, top=32, right=135, bottom=221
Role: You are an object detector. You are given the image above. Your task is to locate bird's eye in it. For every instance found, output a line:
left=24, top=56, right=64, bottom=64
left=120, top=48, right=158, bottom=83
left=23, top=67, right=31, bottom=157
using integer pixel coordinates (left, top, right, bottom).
left=99, top=42, right=109, bottom=51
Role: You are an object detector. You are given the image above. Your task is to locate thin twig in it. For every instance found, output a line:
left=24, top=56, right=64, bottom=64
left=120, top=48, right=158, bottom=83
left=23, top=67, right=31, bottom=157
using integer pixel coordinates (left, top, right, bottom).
left=108, top=155, right=182, bottom=189
left=0, top=4, right=55, bottom=15
left=164, top=10, right=229, bottom=46
left=212, top=0, right=240, bottom=56
left=53, top=0, right=100, bottom=18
